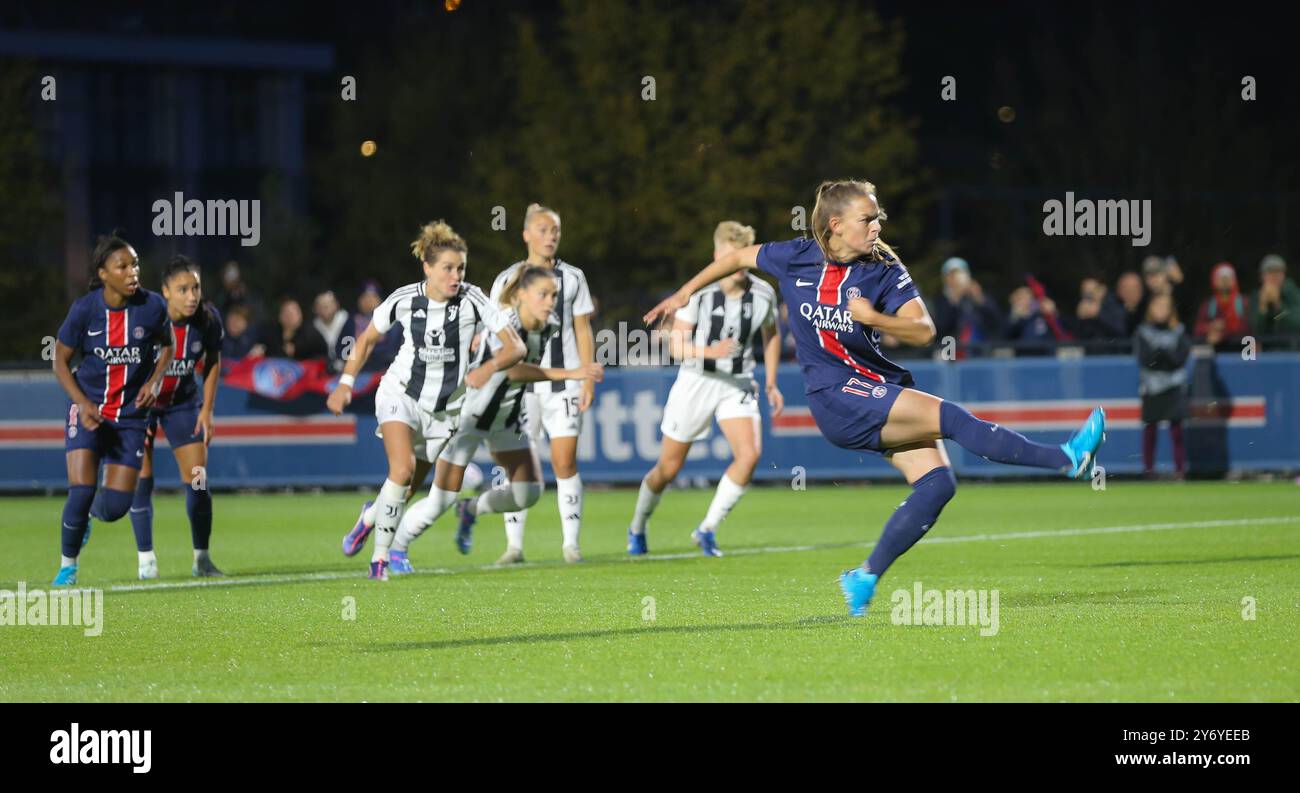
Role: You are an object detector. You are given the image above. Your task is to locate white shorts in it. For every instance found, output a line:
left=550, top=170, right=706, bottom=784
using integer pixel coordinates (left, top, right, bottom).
left=660, top=369, right=761, bottom=443
left=374, top=378, right=455, bottom=463
left=521, top=388, right=583, bottom=441
left=438, top=425, right=534, bottom=467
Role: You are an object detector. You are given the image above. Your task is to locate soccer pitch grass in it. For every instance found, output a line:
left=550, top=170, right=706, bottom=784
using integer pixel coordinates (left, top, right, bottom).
left=2, top=481, right=1297, bottom=702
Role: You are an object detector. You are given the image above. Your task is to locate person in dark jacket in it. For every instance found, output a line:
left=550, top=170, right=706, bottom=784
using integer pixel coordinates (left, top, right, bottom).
left=1071, top=274, right=1128, bottom=341
left=256, top=297, right=328, bottom=361
left=930, top=257, right=1004, bottom=358
left=1135, top=293, right=1190, bottom=479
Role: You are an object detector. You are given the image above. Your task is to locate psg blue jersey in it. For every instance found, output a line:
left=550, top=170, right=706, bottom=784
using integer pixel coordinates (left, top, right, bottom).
left=154, top=306, right=224, bottom=410
left=756, top=237, right=922, bottom=393
left=56, top=288, right=172, bottom=424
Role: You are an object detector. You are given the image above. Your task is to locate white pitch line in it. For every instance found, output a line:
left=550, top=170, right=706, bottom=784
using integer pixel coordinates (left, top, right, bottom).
left=105, top=515, right=1300, bottom=594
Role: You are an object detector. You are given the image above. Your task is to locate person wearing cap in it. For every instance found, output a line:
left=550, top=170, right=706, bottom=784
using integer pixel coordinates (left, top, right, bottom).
left=930, top=256, right=1004, bottom=357
left=1250, top=254, right=1300, bottom=336
left=1193, top=261, right=1252, bottom=350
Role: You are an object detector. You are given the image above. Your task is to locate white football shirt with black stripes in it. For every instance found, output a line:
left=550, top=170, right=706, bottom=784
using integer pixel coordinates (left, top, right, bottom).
left=489, top=260, right=593, bottom=394
left=461, top=306, right=561, bottom=434
left=371, top=280, right=508, bottom=418
left=674, top=274, right=778, bottom=380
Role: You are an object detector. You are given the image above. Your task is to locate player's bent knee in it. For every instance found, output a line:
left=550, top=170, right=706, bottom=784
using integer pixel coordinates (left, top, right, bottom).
left=97, top=488, right=135, bottom=522
left=513, top=481, right=543, bottom=509
left=387, top=463, right=415, bottom=486
left=923, top=466, right=958, bottom=503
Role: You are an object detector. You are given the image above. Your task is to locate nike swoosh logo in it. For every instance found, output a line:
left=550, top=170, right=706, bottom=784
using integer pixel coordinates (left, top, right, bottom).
left=795, top=279, right=815, bottom=287
left=87, top=330, right=104, bottom=336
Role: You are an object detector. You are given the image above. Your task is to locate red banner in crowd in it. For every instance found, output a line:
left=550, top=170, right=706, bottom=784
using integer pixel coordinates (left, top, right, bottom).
left=221, top=358, right=382, bottom=401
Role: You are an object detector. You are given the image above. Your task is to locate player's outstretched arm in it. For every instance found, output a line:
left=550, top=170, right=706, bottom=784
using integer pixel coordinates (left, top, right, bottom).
left=667, top=317, right=737, bottom=362
left=52, top=341, right=101, bottom=431
left=465, top=326, right=526, bottom=390
left=326, top=322, right=382, bottom=415
left=507, top=362, right=604, bottom=384
left=848, top=296, right=936, bottom=347
left=136, top=333, right=175, bottom=409
left=196, top=351, right=221, bottom=445
left=644, top=244, right=761, bottom=327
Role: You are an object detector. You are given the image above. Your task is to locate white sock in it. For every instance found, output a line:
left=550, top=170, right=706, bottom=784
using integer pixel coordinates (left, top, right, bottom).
left=392, top=487, right=459, bottom=552
left=700, top=474, right=748, bottom=532
left=630, top=477, right=662, bottom=534
left=364, top=485, right=413, bottom=528
left=556, top=474, right=583, bottom=549
left=193, top=548, right=210, bottom=563
left=371, top=478, right=410, bottom=563
left=61, top=555, right=77, bottom=568
left=503, top=512, right=526, bottom=551
left=503, top=508, right=527, bottom=546
left=138, top=550, right=156, bottom=565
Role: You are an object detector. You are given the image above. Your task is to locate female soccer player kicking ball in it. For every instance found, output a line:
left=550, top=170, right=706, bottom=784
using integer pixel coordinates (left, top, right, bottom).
left=327, top=221, right=525, bottom=581
left=628, top=221, right=783, bottom=557
left=488, top=204, right=597, bottom=562
left=51, top=233, right=174, bottom=585
left=131, top=255, right=226, bottom=579
left=386, top=265, right=604, bottom=569
left=645, top=180, right=1106, bottom=616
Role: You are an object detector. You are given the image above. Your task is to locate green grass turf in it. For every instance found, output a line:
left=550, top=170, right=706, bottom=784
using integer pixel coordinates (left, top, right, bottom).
left=1, top=481, right=1298, bottom=701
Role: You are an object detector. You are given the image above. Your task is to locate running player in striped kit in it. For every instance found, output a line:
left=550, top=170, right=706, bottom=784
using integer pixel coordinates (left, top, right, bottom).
left=645, top=180, right=1106, bottom=616
left=51, top=233, right=175, bottom=586
left=327, top=221, right=525, bottom=581
left=489, top=204, right=597, bottom=563
left=130, top=256, right=226, bottom=580
left=628, top=222, right=784, bottom=558
left=387, top=265, right=604, bottom=570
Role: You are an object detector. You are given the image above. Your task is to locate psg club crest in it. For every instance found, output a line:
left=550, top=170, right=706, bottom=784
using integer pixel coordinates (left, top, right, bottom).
left=191, top=341, right=203, bottom=354
left=871, top=385, right=887, bottom=398
left=251, top=359, right=305, bottom=399
left=133, top=326, right=145, bottom=340
left=846, top=286, right=862, bottom=301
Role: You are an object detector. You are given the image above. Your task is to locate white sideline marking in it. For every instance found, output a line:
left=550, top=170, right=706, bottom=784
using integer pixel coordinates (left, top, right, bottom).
left=106, top=515, right=1300, bottom=593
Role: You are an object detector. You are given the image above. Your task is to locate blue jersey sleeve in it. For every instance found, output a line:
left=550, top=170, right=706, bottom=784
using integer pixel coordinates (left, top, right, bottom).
left=879, top=261, right=922, bottom=315
left=56, top=297, right=87, bottom=349
left=756, top=237, right=818, bottom=278
left=205, top=305, right=226, bottom=362
left=148, top=292, right=173, bottom=344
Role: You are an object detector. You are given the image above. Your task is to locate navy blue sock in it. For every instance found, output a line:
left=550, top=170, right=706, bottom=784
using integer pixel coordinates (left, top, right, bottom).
left=939, top=400, right=1070, bottom=470
left=129, top=476, right=154, bottom=552
left=187, top=487, right=213, bottom=551
left=60, top=485, right=96, bottom=559
left=866, top=466, right=956, bottom=576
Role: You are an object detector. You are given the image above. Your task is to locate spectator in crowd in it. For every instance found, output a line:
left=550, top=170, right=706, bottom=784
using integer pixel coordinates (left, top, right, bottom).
left=221, top=304, right=257, bottom=361
left=1070, top=274, right=1128, bottom=341
left=215, top=260, right=262, bottom=320
left=1005, top=286, right=1058, bottom=352
left=930, top=257, right=1003, bottom=357
left=1142, top=254, right=1184, bottom=320
left=1250, top=254, right=1300, bottom=336
left=312, top=289, right=356, bottom=373
left=1194, top=261, right=1251, bottom=350
left=1114, top=270, right=1145, bottom=336
left=1142, top=255, right=1183, bottom=297
left=256, top=297, right=327, bottom=360
left=350, top=280, right=396, bottom=371
left=1135, top=293, right=1190, bottom=479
